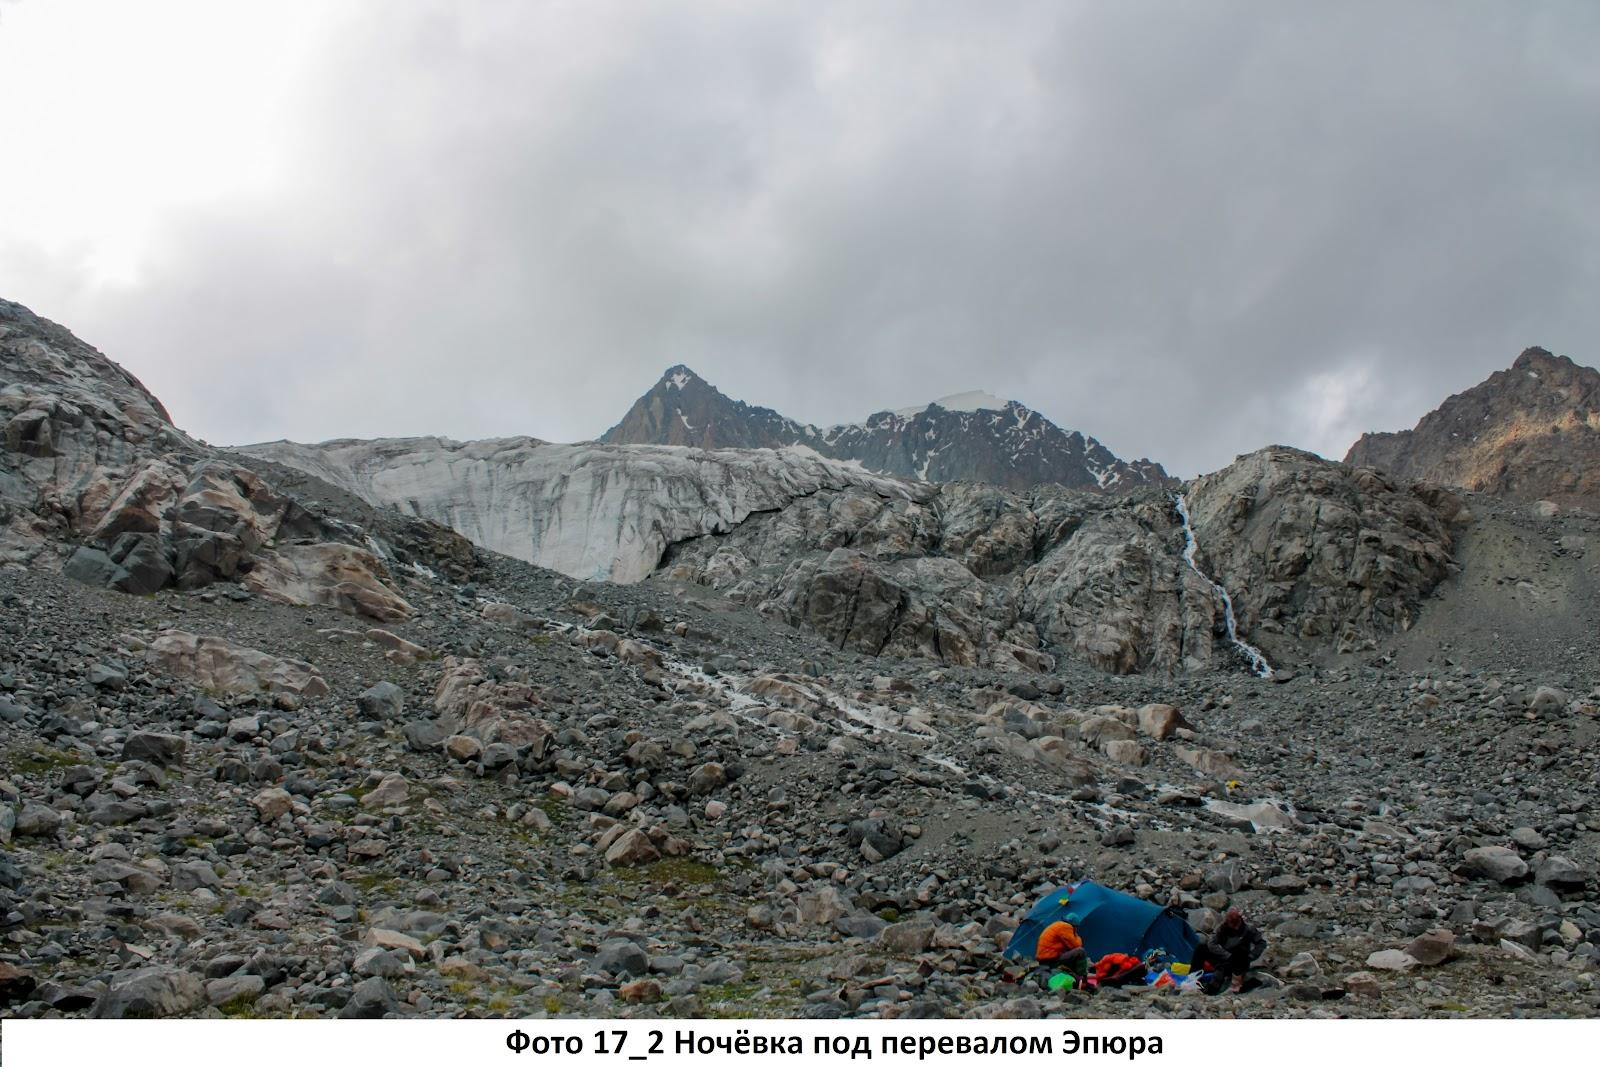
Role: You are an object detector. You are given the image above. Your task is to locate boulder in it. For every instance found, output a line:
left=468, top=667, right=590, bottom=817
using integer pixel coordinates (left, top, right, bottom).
left=877, top=920, right=937, bottom=955
left=122, top=731, right=186, bottom=767
left=1135, top=703, right=1187, bottom=740
left=14, top=803, right=63, bottom=837
left=444, top=734, right=484, bottom=763
left=251, top=788, right=293, bottom=822
left=1405, top=929, right=1458, bottom=967
left=1460, top=846, right=1529, bottom=884
left=403, top=720, right=446, bottom=753
left=595, top=939, right=649, bottom=977
left=1343, top=971, right=1380, bottom=997
left=91, top=967, right=205, bottom=1018
left=604, top=828, right=661, bottom=867
left=363, top=928, right=426, bottom=959
left=355, top=681, right=406, bottom=721
left=0, top=962, right=37, bottom=1007
left=1528, top=686, right=1567, bottom=713
left=338, top=976, right=399, bottom=1019
left=366, top=628, right=431, bottom=663
left=205, top=974, right=266, bottom=1007
left=686, top=762, right=727, bottom=795
left=1533, top=855, right=1589, bottom=892
left=147, top=631, right=329, bottom=699
left=1364, top=950, right=1418, bottom=972
left=1102, top=739, right=1148, bottom=766
left=797, top=886, right=851, bottom=926
left=359, top=773, right=410, bottom=810
left=1177, top=746, right=1243, bottom=779
left=1079, top=715, right=1138, bottom=748
left=432, top=657, right=553, bottom=753
left=243, top=542, right=414, bottom=621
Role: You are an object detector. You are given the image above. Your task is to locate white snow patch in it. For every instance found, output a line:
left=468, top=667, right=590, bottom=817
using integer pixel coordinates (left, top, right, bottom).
left=667, top=370, right=692, bottom=389
left=678, top=412, right=695, bottom=433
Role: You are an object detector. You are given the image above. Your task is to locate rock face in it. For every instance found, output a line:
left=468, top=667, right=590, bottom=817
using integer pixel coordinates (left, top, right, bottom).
left=242, top=542, right=413, bottom=621
left=240, top=435, right=926, bottom=583
left=1346, top=347, right=1600, bottom=506
left=1182, top=447, right=1461, bottom=658
left=600, top=365, right=1172, bottom=492
left=660, top=448, right=1461, bottom=672
left=252, top=426, right=1457, bottom=674
left=0, top=299, right=435, bottom=618
left=146, top=631, right=331, bottom=699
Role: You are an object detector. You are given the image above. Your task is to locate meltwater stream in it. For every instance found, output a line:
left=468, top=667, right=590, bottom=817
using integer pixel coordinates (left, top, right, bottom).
left=1173, top=493, right=1274, bottom=678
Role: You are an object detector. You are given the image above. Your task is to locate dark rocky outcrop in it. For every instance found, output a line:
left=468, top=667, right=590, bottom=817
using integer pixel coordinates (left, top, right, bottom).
left=602, top=365, right=1172, bottom=492
left=659, top=447, right=1463, bottom=673
left=1346, top=347, right=1600, bottom=507
left=0, top=299, right=460, bottom=618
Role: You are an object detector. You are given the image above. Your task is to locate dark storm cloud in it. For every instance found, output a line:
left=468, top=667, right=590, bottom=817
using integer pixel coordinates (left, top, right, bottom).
left=5, top=0, right=1599, bottom=475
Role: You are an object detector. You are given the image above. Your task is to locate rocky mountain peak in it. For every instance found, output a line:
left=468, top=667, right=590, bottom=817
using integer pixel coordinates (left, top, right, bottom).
left=600, top=365, right=804, bottom=451
left=601, top=366, right=1172, bottom=492
left=658, top=364, right=706, bottom=388
left=1345, top=346, right=1600, bottom=505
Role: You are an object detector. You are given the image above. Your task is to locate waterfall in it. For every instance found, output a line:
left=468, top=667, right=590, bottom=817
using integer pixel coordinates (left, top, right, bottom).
left=1173, top=493, right=1274, bottom=678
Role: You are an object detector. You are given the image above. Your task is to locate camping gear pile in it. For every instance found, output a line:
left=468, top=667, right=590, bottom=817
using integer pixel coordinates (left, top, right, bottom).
left=1006, top=881, right=1225, bottom=996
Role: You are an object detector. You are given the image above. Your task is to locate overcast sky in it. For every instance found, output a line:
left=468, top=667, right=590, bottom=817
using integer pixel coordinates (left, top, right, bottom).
left=3, top=1, right=1598, bottom=477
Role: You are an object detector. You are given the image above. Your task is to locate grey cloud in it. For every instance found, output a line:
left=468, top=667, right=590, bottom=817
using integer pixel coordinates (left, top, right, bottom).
left=4, top=0, right=1599, bottom=474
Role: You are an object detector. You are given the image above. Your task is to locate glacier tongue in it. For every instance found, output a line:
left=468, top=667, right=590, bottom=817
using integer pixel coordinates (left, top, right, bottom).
left=1173, top=492, right=1273, bottom=677
left=239, top=437, right=926, bottom=583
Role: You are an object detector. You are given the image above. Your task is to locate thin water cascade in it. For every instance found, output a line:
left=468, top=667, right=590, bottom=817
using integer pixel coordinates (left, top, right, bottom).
left=1173, top=493, right=1274, bottom=678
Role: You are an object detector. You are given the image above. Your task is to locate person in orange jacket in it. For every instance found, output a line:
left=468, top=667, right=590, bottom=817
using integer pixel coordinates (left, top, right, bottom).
left=1035, top=916, right=1088, bottom=983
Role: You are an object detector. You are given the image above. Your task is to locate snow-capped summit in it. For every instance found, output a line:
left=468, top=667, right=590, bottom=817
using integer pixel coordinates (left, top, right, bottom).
left=601, top=366, right=1171, bottom=492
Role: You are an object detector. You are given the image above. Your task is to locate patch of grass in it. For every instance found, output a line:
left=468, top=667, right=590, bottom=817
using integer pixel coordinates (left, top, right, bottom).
left=615, top=857, right=725, bottom=887
left=698, top=981, right=763, bottom=1004
left=536, top=795, right=574, bottom=826
left=542, top=995, right=563, bottom=1015
left=10, top=747, right=85, bottom=775
left=217, top=997, right=261, bottom=1018
left=349, top=872, right=402, bottom=897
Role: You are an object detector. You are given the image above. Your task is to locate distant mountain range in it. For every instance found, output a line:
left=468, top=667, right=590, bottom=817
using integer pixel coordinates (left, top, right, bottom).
left=600, top=365, right=1172, bottom=492
left=1346, top=346, right=1600, bottom=505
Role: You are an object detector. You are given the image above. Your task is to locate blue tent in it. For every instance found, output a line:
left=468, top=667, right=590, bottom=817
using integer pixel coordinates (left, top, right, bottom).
left=1003, top=882, right=1201, bottom=966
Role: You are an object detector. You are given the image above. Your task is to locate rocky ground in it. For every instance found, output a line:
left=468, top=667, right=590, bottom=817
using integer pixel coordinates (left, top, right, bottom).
left=2, top=488, right=1597, bottom=1020
left=3, top=298, right=1598, bottom=1021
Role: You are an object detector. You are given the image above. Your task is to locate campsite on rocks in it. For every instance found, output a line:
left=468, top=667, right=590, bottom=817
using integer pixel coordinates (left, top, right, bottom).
left=2, top=297, right=1598, bottom=1021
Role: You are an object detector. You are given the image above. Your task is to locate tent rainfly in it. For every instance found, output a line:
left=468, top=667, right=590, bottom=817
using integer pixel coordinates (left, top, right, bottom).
left=1004, top=881, right=1202, bottom=965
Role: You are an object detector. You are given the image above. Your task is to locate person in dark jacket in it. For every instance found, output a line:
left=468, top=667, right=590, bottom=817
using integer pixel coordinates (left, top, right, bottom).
left=1193, top=908, right=1266, bottom=992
